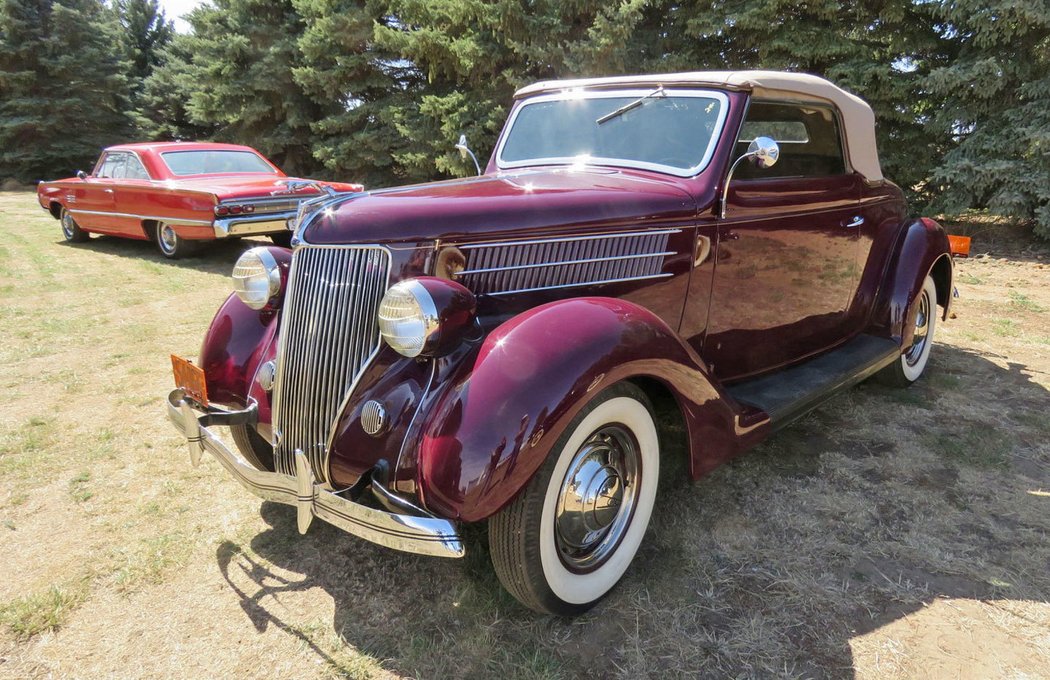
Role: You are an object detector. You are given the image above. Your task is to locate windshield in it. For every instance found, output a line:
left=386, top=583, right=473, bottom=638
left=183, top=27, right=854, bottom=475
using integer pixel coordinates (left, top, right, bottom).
left=160, top=150, right=277, bottom=176
left=497, top=89, right=729, bottom=176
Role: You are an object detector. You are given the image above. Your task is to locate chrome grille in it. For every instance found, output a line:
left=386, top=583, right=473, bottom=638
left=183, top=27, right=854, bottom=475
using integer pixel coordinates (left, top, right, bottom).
left=271, top=245, right=391, bottom=482
left=456, top=229, right=677, bottom=295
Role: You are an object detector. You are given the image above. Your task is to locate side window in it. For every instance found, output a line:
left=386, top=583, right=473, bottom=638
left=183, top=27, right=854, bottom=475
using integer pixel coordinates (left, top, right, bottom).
left=95, top=153, right=119, bottom=178
left=124, top=154, right=151, bottom=180
left=97, top=152, right=128, bottom=179
left=735, top=101, right=846, bottom=179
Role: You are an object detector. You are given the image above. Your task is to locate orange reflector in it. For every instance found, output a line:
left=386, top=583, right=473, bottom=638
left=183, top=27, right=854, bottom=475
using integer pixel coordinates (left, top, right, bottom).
left=171, top=354, right=209, bottom=406
left=948, top=234, right=971, bottom=258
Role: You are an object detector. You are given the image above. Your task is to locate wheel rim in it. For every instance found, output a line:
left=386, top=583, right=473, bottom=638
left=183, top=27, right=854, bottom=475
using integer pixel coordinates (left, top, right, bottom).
left=61, top=211, right=75, bottom=239
left=905, top=289, right=931, bottom=367
left=158, top=224, right=177, bottom=254
left=554, top=424, right=640, bottom=572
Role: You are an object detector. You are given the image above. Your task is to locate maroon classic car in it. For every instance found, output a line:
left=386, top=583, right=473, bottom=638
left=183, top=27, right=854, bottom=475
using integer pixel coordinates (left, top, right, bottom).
left=37, top=141, right=362, bottom=258
left=167, top=71, right=957, bottom=615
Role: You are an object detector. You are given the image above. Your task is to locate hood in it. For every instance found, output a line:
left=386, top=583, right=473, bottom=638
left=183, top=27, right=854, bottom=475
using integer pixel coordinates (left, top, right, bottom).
left=301, top=168, right=697, bottom=245
left=166, top=175, right=362, bottom=201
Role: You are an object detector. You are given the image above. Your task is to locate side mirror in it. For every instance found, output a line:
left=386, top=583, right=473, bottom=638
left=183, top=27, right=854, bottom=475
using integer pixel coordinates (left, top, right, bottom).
left=76, top=170, right=88, bottom=180
left=747, top=136, right=780, bottom=169
left=454, top=133, right=482, bottom=176
left=719, top=135, right=781, bottom=219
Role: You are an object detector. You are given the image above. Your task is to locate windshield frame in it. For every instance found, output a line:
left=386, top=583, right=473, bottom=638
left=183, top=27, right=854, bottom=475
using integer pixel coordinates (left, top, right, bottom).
left=495, top=88, right=731, bottom=178
left=159, top=149, right=279, bottom=177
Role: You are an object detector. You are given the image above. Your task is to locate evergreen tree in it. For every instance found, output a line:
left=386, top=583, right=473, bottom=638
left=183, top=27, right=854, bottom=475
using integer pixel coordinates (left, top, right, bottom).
left=293, top=0, right=425, bottom=186
left=138, top=34, right=220, bottom=141
left=171, top=0, right=333, bottom=176
left=115, top=0, right=172, bottom=131
left=0, top=0, right=134, bottom=182
left=926, top=0, right=1050, bottom=238
left=115, top=0, right=172, bottom=91
left=373, top=0, right=621, bottom=179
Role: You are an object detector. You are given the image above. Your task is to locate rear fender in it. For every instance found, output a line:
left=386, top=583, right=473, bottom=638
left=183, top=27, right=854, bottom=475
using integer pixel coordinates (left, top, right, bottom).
left=413, top=297, right=765, bottom=522
left=868, top=217, right=953, bottom=348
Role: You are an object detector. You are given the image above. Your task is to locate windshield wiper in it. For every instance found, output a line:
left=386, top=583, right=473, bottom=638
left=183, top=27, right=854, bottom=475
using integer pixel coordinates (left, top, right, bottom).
left=595, top=86, right=665, bottom=125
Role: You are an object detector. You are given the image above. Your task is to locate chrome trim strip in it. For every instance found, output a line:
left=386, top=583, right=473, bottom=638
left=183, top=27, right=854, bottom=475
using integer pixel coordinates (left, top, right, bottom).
left=67, top=208, right=212, bottom=226
left=456, top=250, right=676, bottom=276
left=457, top=228, right=681, bottom=250
left=167, top=390, right=463, bottom=558
left=481, top=271, right=673, bottom=296
left=494, top=88, right=730, bottom=178
left=213, top=213, right=296, bottom=238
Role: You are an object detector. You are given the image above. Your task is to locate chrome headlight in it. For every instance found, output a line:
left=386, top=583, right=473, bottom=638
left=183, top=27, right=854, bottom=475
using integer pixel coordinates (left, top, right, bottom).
left=378, top=280, right=439, bottom=357
left=232, top=247, right=281, bottom=310
left=378, top=277, right=476, bottom=358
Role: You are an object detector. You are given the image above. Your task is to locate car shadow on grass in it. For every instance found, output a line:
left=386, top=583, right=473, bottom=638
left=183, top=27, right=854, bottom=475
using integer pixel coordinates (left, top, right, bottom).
left=213, top=343, right=1049, bottom=679
left=54, top=234, right=274, bottom=275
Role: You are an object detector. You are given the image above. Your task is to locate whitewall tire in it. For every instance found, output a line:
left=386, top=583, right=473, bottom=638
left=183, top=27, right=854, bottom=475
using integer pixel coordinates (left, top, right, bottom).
left=489, top=382, right=659, bottom=615
left=878, top=274, right=938, bottom=386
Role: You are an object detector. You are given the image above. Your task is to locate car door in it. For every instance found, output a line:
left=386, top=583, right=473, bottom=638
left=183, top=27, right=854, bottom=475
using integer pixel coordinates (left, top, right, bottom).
left=703, top=101, right=862, bottom=382
left=73, top=152, right=123, bottom=232
left=110, top=152, right=156, bottom=237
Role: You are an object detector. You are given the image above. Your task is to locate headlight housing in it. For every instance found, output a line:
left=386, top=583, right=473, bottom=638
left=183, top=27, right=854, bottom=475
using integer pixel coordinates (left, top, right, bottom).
left=232, top=247, right=282, bottom=310
left=378, top=277, right=476, bottom=358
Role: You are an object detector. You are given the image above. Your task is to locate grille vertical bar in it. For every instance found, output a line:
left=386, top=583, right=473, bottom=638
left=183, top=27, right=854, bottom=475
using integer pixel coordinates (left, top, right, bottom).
left=271, top=245, right=391, bottom=482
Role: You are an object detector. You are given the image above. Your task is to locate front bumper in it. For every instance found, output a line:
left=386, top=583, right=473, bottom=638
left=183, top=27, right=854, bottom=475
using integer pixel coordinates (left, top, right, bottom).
left=166, top=389, right=464, bottom=558
left=213, top=212, right=296, bottom=238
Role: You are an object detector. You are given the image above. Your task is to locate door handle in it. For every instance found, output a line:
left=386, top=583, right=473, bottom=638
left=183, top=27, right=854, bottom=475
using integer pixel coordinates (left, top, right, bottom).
left=844, top=216, right=864, bottom=228
left=102, top=188, right=115, bottom=193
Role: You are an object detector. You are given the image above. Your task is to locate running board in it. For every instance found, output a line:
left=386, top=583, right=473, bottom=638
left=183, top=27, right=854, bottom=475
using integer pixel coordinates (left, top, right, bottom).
left=726, top=334, right=899, bottom=431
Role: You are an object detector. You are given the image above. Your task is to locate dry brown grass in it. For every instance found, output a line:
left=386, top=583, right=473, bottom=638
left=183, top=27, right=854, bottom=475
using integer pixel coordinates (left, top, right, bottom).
left=0, top=192, right=1047, bottom=679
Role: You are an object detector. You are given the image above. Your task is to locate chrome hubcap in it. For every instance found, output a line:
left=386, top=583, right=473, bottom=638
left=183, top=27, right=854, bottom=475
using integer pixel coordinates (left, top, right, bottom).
left=905, top=290, right=931, bottom=366
left=61, top=212, right=75, bottom=237
left=555, top=425, right=639, bottom=572
left=159, top=225, right=177, bottom=253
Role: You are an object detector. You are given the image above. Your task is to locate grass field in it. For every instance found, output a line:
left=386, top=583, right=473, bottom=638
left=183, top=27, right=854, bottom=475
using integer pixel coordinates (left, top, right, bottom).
left=0, top=191, right=1048, bottom=679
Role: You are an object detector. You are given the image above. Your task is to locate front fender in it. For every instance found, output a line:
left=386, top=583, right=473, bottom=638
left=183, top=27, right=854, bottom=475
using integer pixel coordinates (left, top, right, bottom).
left=869, top=217, right=953, bottom=347
left=198, top=294, right=279, bottom=430
left=413, top=297, right=757, bottom=522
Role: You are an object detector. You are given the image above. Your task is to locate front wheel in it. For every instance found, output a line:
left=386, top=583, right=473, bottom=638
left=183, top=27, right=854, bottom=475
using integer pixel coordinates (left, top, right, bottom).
left=154, top=222, right=199, bottom=259
left=877, top=274, right=938, bottom=386
left=489, top=382, right=660, bottom=615
left=60, top=208, right=89, bottom=242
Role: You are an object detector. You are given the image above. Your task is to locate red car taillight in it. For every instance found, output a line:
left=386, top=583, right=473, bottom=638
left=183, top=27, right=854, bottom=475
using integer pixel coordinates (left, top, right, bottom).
left=215, top=204, right=257, bottom=216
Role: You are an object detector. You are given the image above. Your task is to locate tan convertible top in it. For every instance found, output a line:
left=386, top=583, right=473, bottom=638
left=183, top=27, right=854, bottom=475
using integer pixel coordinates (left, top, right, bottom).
left=515, top=70, right=883, bottom=180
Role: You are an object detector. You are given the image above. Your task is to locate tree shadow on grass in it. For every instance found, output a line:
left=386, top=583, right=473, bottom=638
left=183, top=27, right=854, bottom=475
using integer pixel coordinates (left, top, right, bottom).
left=214, top=343, right=1049, bottom=678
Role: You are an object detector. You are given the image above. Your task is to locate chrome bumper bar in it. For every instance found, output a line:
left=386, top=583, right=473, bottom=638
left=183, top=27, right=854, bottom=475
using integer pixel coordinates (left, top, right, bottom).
left=166, top=389, right=464, bottom=558
left=213, top=213, right=296, bottom=238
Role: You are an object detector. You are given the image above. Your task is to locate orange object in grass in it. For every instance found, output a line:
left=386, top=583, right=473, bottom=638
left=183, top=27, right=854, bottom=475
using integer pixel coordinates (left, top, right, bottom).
left=948, top=234, right=971, bottom=258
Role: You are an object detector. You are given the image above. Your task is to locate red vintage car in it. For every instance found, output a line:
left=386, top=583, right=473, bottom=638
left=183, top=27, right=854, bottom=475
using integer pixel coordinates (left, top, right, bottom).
left=36, top=141, right=362, bottom=258
left=167, top=71, right=962, bottom=614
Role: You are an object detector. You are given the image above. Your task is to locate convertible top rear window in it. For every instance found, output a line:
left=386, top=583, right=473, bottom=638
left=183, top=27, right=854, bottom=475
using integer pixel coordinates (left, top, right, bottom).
left=161, top=150, right=276, bottom=176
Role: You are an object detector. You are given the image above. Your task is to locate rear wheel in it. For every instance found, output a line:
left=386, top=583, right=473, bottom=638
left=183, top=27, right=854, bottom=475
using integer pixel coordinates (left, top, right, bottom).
left=489, top=382, right=660, bottom=615
left=154, top=222, right=199, bottom=259
left=230, top=424, right=275, bottom=471
left=60, top=208, right=89, bottom=242
left=877, top=275, right=938, bottom=386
